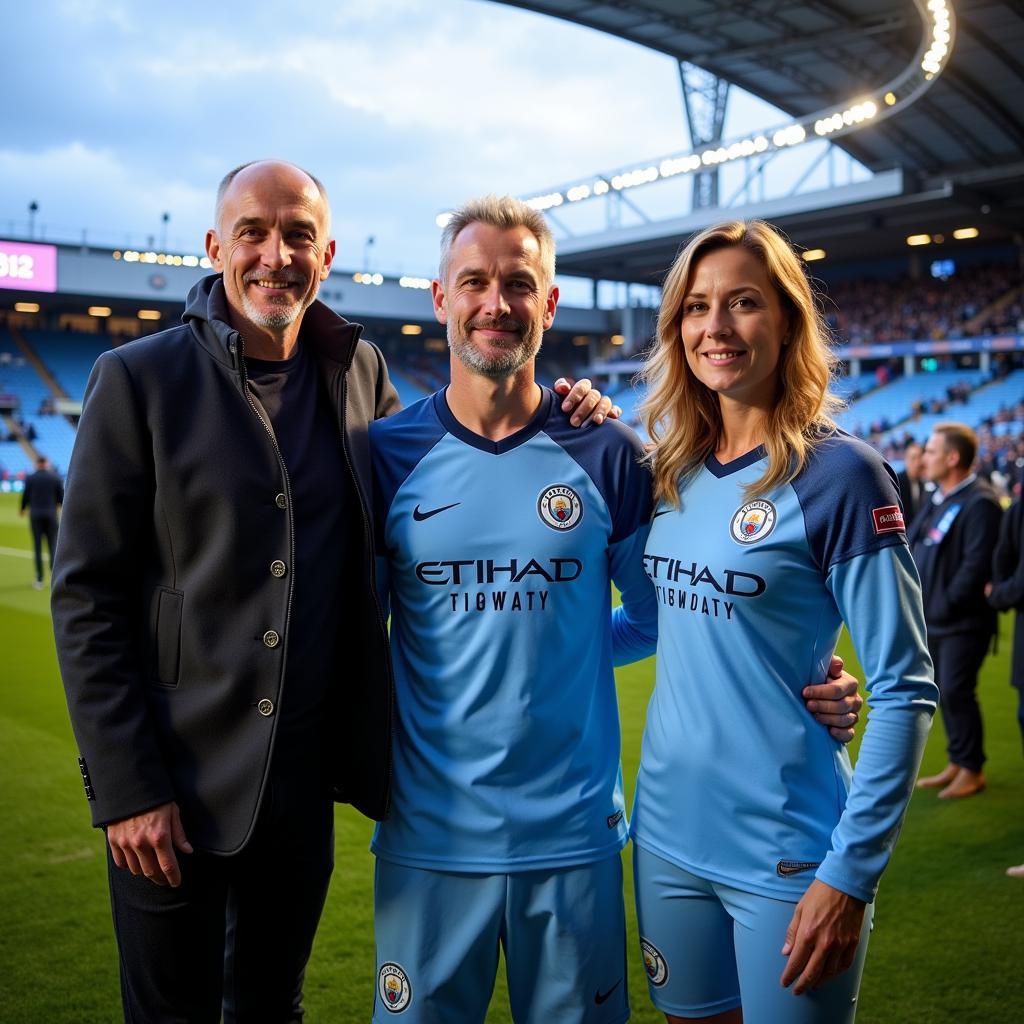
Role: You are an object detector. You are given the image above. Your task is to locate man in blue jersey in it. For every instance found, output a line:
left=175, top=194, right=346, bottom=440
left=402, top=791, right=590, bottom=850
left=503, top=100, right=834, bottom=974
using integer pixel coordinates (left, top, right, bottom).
left=367, top=196, right=863, bottom=1023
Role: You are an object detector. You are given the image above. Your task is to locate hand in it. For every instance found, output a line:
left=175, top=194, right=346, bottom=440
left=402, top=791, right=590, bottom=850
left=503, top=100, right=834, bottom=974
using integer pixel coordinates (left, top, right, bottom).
left=107, top=801, right=193, bottom=887
left=780, top=879, right=866, bottom=994
left=803, top=656, right=863, bottom=743
left=553, top=377, right=621, bottom=427
left=984, top=582, right=993, bottom=598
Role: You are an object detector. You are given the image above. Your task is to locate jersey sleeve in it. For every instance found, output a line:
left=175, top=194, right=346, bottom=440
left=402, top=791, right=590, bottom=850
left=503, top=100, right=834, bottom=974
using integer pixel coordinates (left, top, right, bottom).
left=610, top=521, right=658, bottom=666
left=792, top=433, right=908, bottom=572
left=604, top=432, right=657, bottom=666
left=816, top=543, right=938, bottom=902
left=541, top=410, right=659, bottom=665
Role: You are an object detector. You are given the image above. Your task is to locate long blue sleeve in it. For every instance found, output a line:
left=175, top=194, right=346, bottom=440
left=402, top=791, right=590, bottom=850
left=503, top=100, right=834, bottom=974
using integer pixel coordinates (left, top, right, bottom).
left=817, top=544, right=938, bottom=902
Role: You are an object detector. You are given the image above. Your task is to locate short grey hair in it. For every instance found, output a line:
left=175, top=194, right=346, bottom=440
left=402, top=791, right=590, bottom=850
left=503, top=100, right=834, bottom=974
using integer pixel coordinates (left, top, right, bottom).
left=214, top=160, right=330, bottom=231
left=439, top=195, right=556, bottom=288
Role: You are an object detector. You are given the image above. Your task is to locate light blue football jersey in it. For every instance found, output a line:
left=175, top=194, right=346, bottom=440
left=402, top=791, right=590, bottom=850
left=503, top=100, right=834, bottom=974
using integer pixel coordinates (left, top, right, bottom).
left=628, top=433, right=937, bottom=903
left=369, top=386, right=657, bottom=872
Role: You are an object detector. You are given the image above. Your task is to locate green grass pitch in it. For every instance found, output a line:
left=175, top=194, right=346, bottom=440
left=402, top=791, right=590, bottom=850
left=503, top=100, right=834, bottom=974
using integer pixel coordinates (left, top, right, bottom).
left=1, top=490, right=1021, bottom=1022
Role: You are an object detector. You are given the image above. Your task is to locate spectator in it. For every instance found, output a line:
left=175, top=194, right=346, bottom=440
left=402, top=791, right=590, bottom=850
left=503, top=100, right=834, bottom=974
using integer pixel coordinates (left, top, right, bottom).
left=20, top=456, right=63, bottom=589
left=910, top=423, right=1003, bottom=799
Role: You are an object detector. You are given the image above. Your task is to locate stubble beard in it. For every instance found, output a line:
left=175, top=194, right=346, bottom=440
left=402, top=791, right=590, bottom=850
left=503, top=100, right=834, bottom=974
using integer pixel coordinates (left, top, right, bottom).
left=448, top=317, right=543, bottom=379
left=239, top=272, right=314, bottom=330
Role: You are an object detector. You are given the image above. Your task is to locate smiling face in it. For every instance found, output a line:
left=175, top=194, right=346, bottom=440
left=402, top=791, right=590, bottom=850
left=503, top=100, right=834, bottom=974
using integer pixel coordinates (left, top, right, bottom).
left=205, top=161, right=334, bottom=344
left=432, top=221, right=557, bottom=380
left=680, top=244, right=789, bottom=411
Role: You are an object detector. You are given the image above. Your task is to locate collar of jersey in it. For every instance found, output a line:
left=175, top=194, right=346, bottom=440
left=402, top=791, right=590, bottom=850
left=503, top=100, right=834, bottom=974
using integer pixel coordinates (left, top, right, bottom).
left=433, top=385, right=552, bottom=455
left=705, top=445, right=767, bottom=478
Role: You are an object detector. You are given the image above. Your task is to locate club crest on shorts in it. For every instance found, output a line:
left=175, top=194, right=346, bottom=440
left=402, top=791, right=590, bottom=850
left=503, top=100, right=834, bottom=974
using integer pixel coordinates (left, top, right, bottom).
left=378, top=962, right=412, bottom=1013
left=538, top=484, right=583, bottom=531
left=730, top=499, right=777, bottom=545
left=640, top=938, right=669, bottom=987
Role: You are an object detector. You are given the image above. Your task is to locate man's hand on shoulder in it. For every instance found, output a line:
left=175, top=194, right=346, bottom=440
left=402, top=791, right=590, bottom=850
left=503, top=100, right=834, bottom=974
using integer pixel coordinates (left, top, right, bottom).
left=107, top=801, right=193, bottom=887
left=803, top=655, right=863, bottom=744
left=553, top=378, right=622, bottom=428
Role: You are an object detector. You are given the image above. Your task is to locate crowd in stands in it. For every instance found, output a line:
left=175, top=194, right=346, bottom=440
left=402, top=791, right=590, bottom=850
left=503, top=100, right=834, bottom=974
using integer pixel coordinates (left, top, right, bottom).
left=822, top=262, right=1022, bottom=344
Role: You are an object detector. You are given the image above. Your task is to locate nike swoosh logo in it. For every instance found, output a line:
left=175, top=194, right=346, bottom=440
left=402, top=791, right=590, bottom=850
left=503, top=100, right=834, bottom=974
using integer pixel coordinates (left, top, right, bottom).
left=776, top=860, right=820, bottom=877
left=413, top=502, right=461, bottom=522
left=652, top=508, right=672, bottom=519
left=594, top=979, right=622, bottom=1005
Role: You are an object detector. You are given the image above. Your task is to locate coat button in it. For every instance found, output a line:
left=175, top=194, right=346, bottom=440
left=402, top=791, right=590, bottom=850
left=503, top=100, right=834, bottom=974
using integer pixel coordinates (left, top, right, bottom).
left=270, top=560, right=287, bottom=578
left=275, top=493, right=287, bottom=509
left=257, top=698, right=274, bottom=716
left=262, top=630, right=280, bottom=648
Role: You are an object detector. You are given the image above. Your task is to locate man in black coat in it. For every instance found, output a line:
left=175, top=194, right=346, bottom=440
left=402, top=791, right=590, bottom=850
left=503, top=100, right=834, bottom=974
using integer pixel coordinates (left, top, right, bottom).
left=52, top=160, right=401, bottom=1022
left=986, top=498, right=1024, bottom=876
left=910, top=422, right=1002, bottom=799
left=20, top=455, right=62, bottom=588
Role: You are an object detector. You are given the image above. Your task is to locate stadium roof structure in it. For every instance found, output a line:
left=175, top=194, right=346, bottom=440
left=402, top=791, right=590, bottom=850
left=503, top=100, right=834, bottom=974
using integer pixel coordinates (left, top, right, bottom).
left=493, top=0, right=1024, bottom=281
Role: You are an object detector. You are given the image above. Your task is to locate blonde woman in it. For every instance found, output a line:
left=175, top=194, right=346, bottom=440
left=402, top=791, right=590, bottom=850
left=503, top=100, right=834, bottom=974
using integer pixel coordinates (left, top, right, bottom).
left=628, top=221, right=937, bottom=1023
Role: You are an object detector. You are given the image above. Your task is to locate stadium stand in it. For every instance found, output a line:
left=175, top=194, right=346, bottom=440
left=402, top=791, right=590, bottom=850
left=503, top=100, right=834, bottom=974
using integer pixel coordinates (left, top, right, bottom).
left=389, top=369, right=431, bottom=409
left=822, top=262, right=1022, bottom=345
left=836, top=369, right=991, bottom=438
left=23, top=329, right=111, bottom=404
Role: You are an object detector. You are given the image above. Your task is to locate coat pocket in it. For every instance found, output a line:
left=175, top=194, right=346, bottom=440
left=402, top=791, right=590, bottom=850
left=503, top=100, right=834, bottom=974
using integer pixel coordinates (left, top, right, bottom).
left=153, top=587, right=183, bottom=686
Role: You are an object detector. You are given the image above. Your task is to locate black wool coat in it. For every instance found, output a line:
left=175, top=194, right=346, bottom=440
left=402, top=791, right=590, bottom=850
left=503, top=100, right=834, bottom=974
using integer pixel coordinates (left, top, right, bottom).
left=52, top=275, right=399, bottom=854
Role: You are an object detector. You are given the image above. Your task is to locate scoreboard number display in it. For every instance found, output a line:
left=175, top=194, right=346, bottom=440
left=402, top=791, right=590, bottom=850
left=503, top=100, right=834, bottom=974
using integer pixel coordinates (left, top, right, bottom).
left=0, top=240, right=58, bottom=293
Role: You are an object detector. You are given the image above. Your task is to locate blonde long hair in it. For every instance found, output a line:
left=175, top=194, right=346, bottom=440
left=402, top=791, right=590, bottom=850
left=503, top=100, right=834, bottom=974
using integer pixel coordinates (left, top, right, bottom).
left=641, top=220, right=840, bottom=507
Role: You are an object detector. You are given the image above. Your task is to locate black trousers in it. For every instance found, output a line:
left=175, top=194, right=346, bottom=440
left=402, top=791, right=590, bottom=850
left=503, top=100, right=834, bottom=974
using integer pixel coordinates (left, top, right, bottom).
left=927, top=629, right=991, bottom=773
left=29, top=513, right=58, bottom=582
left=1015, top=684, right=1024, bottom=759
left=107, top=765, right=335, bottom=1023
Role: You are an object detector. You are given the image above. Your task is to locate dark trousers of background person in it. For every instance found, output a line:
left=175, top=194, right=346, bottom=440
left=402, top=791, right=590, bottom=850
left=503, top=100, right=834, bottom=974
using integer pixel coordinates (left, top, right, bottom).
left=29, top=514, right=58, bottom=583
left=106, top=758, right=334, bottom=1023
left=1016, top=683, right=1024, bottom=758
left=927, top=630, right=991, bottom=774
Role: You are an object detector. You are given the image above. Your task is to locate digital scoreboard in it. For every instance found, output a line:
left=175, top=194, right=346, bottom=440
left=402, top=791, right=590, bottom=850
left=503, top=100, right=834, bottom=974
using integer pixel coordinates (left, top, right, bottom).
left=0, top=239, right=58, bottom=293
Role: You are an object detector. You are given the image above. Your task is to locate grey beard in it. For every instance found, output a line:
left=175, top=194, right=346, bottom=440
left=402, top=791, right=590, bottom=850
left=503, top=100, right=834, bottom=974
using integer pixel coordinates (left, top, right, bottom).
left=448, top=322, right=542, bottom=379
left=241, top=292, right=305, bottom=330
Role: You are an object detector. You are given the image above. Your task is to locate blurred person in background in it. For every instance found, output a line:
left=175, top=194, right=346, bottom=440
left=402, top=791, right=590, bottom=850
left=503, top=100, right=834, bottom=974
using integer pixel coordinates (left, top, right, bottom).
left=911, top=423, right=1002, bottom=799
left=896, top=441, right=926, bottom=523
left=20, top=455, right=63, bottom=589
left=986, top=497, right=1024, bottom=877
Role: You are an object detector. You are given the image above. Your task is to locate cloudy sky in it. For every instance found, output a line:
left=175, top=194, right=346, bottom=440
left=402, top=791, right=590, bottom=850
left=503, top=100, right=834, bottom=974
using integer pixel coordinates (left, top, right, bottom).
left=1, top=0, right=842, bottom=279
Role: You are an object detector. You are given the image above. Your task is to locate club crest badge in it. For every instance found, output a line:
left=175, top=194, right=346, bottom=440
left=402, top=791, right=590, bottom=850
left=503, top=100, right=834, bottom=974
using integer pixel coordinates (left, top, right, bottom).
left=730, top=499, right=777, bottom=545
left=378, top=962, right=412, bottom=1013
left=640, top=938, right=669, bottom=987
left=538, top=484, right=583, bottom=531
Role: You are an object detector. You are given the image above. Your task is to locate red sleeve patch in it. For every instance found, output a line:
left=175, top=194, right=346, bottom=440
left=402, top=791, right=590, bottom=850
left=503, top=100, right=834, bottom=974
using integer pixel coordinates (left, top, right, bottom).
left=872, top=504, right=905, bottom=534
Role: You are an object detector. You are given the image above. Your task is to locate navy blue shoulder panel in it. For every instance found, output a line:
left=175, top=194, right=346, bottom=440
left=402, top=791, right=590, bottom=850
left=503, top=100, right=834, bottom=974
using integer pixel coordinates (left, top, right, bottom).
left=540, top=388, right=653, bottom=544
left=368, top=392, right=448, bottom=549
left=791, top=430, right=906, bottom=573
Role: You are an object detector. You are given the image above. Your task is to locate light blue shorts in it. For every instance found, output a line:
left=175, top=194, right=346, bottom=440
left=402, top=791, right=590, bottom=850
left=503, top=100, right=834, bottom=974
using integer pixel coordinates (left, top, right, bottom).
left=373, top=854, right=629, bottom=1023
left=633, top=845, right=872, bottom=1023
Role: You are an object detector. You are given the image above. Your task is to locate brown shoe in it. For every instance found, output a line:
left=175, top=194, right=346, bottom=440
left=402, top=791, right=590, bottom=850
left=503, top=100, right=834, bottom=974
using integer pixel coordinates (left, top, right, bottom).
left=938, top=768, right=986, bottom=799
left=1007, top=864, right=1024, bottom=878
left=916, top=763, right=959, bottom=789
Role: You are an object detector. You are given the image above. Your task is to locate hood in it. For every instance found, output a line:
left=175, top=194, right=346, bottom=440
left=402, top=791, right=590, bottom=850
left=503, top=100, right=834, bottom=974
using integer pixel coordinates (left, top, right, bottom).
left=182, top=273, right=364, bottom=373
